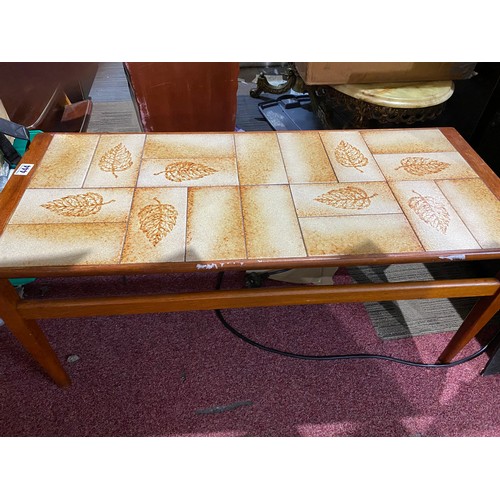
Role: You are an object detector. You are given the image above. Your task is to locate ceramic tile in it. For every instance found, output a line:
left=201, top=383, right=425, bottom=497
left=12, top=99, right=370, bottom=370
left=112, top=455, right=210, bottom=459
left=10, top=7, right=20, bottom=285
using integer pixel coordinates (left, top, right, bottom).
left=185, top=187, right=246, bottom=261
left=374, top=152, right=478, bottom=181
left=319, top=130, right=385, bottom=182
left=290, top=182, right=402, bottom=217
left=300, top=214, right=423, bottom=256
left=137, top=157, right=239, bottom=187
left=277, top=132, right=337, bottom=183
left=83, top=134, right=145, bottom=187
left=240, top=185, right=306, bottom=259
left=235, top=132, right=288, bottom=185
left=143, top=133, right=235, bottom=158
left=437, top=178, right=500, bottom=248
left=8, top=188, right=134, bottom=225
left=361, top=129, right=455, bottom=154
left=390, top=181, right=480, bottom=251
left=29, top=134, right=100, bottom=188
left=120, top=187, right=187, bottom=264
left=0, top=223, right=126, bottom=267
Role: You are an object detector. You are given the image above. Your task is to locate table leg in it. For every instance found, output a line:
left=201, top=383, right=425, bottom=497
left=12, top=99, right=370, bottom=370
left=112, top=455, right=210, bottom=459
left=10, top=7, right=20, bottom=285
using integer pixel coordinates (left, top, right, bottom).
left=0, top=279, right=70, bottom=386
left=438, top=287, right=500, bottom=364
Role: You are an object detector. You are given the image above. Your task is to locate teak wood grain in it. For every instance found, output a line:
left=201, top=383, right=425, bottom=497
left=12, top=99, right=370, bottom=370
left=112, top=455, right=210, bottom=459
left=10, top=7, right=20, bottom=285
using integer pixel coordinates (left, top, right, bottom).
left=17, top=278, right=500, bottom=320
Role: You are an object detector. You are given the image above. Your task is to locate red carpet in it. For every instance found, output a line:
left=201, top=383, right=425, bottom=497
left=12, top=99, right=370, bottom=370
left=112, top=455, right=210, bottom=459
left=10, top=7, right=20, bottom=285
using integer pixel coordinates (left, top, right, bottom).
left=1, top=269, right=499, bottom=437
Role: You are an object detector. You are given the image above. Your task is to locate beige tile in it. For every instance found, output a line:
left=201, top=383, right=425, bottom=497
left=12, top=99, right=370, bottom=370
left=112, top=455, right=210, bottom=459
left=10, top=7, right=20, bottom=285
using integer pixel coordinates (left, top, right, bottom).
left=8, top=188, right=134, bottom=225
left=137, top=157, right=239, bottom=187
left=300, top=215, right=423, bottom=256
left=240, top=185, right=306, bottom=259
left=29, top=134, right=100, bottom=188
left=277, top=132, right=337, bottom=183
left=291, top=182, right=402, bottom=217
left=319, top=130, right=384, bottom=182
left=186, top=187, right=246, bottom=261
left=437, top=178, right=500, bottom=248
left=361, top=129, right=455, bottom=154
left=390, top=181, right=480, bottom=251
left=121, top=187, right=187, bottom=263
left=143, top=133, right=235, bottom=158
left=235, top=132, right=288, bottom=185
left=0, top=223, right=126, bottom=267
left=83, top=134, right=145, bottom=187
left=374, top=152, right=478, bottom=181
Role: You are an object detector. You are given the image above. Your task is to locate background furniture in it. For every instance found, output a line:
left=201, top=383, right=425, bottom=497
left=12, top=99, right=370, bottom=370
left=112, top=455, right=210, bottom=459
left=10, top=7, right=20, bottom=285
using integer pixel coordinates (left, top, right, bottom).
left=123, top=62, right=240, bottom=132
left=0, top=62, right=97, bottom=132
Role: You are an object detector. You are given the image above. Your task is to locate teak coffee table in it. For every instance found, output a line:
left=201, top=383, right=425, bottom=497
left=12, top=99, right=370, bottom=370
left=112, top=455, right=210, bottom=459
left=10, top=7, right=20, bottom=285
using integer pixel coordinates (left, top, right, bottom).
left=0, top=128, right=499, bottom=386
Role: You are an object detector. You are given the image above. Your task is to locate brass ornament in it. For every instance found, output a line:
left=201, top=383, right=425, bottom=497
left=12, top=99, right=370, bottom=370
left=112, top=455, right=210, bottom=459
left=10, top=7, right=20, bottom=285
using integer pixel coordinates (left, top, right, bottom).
left=396, top=157, right=450, bottom=176
left=99, top=143, right=133, bottom=178
left=314, top=186, right=377, bottom=210
left=334, top=141, right=369, bottom=172
left=41, top=192, right=115, bottom=217
left=408, top=190, right=450, bottom=234
left=138, top=197, right=178, bottom=246
left=154, top=161, right=217, bottom=182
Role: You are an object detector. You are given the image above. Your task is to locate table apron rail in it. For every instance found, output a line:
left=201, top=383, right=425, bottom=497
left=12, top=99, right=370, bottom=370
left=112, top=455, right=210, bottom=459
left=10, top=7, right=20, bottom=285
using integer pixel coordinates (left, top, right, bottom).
left=16, top=278, right=500, bottom=319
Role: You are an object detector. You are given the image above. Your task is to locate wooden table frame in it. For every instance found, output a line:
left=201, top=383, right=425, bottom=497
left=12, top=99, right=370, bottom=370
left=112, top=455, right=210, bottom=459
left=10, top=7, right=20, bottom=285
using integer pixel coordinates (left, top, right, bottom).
left=0, top=128, right=499, bottom=387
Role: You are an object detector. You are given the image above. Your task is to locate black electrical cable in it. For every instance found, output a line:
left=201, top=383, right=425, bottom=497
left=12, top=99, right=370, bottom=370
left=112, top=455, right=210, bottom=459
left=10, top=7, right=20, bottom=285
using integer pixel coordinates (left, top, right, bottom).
left=214, top=271, right=498, bottom=368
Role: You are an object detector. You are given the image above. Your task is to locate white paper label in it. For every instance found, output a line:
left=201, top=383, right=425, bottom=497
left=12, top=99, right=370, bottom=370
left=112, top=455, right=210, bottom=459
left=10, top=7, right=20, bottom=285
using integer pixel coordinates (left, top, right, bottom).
left=14, top=163, right=35, bottom=176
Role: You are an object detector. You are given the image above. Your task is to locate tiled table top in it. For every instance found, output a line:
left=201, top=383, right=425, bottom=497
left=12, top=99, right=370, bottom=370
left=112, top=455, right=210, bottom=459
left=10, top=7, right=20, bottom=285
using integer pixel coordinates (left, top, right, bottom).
left=0, top=128, right=499, bottom=275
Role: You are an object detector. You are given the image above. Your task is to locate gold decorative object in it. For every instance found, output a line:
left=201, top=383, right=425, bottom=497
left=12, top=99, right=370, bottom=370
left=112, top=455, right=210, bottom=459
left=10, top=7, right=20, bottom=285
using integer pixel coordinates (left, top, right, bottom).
left=408, top=190, right=450, bottom=234
left=99, top=143, right=133, bottom=178
left=154, top=161, right=217, bottom=182
left=396, top=157, right=450, bottom=176
left=138, top=197, right=178, bottom=246
left=334, top=141, right=369, bottom=172
left=41, top=192, right=115, bottom=217
left=314, top=186, right=377, bottom=209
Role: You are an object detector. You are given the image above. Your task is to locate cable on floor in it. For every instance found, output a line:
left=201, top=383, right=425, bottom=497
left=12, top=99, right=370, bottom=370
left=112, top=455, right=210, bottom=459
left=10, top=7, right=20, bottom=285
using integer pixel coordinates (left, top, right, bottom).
left=214, top=271, right=499, bottom=369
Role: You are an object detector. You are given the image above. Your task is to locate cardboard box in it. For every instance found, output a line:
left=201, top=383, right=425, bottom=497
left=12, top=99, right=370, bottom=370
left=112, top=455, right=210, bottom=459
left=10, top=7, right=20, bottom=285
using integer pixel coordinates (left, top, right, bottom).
left=295, top=62, right=477, bottom=85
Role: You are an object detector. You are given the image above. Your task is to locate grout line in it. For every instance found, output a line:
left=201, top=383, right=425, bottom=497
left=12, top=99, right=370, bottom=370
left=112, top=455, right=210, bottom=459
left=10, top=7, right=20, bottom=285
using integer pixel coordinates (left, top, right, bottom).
left=275, top=133, right=308, bottom=256
left=233, top=133, right=249, bottom=260
left=384, top=180, right=430, bottom=252
left=117, top=134, right=146, bottom=263
left=434, top=179, right=482, bottom=249
left=80, top=134, right=101, bottom=188
left=317, top=131, right=339, bottom=182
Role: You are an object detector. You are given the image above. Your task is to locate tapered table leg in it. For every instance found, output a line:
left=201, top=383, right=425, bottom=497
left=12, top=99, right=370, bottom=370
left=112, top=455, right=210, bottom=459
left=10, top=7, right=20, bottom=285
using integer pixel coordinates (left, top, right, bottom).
left=0, top=279, right=70, bottom=386
left=438, top=287, right=500, bottom=364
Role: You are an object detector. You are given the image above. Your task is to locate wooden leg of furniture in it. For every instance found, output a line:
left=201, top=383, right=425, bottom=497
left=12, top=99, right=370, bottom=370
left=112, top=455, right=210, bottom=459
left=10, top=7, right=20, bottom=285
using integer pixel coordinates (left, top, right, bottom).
left=438, top=287, right=500, bottom=364
left=0, top=279, right=70, bottom=387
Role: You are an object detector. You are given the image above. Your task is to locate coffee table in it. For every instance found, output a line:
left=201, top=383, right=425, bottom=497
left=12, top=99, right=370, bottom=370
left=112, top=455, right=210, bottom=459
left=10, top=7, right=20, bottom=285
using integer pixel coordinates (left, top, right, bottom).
left=0, top=128, right=499, bottom=386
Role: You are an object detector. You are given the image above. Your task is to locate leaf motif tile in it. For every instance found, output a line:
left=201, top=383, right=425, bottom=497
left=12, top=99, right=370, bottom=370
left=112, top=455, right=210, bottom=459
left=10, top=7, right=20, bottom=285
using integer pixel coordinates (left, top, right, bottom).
left=437, top=178, right=500, bottom=248
left=137, top=157, right=239, bottom=187
left=299, top=215, right=423, bottom=256
left=0, top=223, right=127, bottom=266
left=277, top=132, right=337, bottom=183
left=185, top=187, right=246, bottom=261
left=121, top=187, right=187, bottom=263
left=390, top=181, right=480, bottom=251
left=240, top=185, right=306, bottom=259
left=143, top=133, right=235, bottom=158
left=361, top=129, right=456, bottom=154
left=235, top=133, right=288, bottom=185
left=29, top=134, right=100, bottom=188
left=290, top=182, right=402, bottom=217
left=319, top=131, right=384, bottom=182
left=374, top=152, right=478, bottom=181
left=8, top=188, right=134, bottom=225
left=83, top=134, right=145, bottom=187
